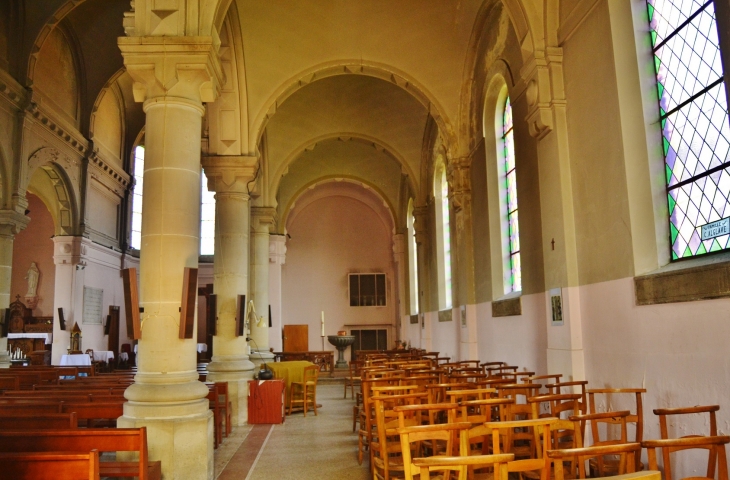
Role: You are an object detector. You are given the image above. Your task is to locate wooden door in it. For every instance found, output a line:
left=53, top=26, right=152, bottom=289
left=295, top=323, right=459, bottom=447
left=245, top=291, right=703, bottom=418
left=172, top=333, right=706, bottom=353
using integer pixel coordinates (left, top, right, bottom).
left=283, top=325, right=308, bottom=352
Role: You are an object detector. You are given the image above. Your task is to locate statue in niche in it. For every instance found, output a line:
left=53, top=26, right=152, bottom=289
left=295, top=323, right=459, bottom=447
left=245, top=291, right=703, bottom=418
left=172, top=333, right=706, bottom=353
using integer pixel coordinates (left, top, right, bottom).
left=24, top=262, right=40, bottom=310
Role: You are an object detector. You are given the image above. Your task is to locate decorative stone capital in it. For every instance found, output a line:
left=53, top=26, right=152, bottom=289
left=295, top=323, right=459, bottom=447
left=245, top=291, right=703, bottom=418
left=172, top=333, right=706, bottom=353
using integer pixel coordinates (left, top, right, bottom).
left=0, top=210, right=30, bottom=238
left=269, top=234, right=287, bottom=265
left=520, top=47, right=565, bottom=140
left=52, top=236, right=87, bottom=267
left=412, top=206, right=429, bottom=246
left=446, top=157, right=471, bottom=213
left=251, top=207, right=277, bottom=233
left=118, top=36, right=224, bottom=105
left=201, top=155, right=258, bottom=195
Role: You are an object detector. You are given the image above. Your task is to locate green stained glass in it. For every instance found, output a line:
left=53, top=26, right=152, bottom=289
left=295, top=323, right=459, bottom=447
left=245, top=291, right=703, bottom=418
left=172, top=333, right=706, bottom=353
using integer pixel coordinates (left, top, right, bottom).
left=711, top=238, right=723, bottom=251
left=697, top=242, right=707, bottom=255
left=670, top=222, right=679, bottom=243
left=683, top=245, right=692, bottom=257
left=665, top=164, right=673, bottom=184
left=668, top=193, right=676, bottom=215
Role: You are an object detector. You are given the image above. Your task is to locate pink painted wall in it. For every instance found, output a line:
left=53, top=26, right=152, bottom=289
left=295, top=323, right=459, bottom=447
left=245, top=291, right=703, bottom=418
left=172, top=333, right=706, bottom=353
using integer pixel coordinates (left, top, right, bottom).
left=11, top=194, right=55, bottom=316
left=283, top=190, right=395, bottom=358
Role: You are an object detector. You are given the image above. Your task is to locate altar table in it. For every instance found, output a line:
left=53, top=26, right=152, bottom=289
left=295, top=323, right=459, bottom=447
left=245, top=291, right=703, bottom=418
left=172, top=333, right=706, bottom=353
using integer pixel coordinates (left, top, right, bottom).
left=60, top=354, right=92, bottom=366
left=268, top=360, right=315, bottom=409
left=92, top=350, right=115, bottom=363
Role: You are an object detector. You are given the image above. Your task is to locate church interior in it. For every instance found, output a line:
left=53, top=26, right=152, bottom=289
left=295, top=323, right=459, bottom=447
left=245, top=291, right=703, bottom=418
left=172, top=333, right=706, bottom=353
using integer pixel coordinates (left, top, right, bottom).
left=1, top=0, right=730, bottom=478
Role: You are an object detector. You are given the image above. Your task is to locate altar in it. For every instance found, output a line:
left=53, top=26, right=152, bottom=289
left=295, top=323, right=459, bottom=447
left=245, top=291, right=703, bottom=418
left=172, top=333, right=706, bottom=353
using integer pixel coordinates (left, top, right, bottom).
left=5, top=297, right=53, bottom=358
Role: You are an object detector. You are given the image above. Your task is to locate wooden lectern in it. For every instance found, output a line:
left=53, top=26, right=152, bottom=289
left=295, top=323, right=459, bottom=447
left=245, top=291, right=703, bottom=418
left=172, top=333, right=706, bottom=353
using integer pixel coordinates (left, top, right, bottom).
left=248, top=379, right=285, bottom=424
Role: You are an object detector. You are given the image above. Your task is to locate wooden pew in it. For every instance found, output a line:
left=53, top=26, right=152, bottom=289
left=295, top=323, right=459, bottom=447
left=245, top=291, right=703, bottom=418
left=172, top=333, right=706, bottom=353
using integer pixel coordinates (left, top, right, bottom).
left=0, top=412, right=78, bottom=430
left=60, top=402, right=124, bottom=427
left=0, top=375, right=20, bottom=392
left=0, top=403, right=62, bottom=414
left=0, top=428, right=160, bottom=480
left=0, top=450, right=100, bottom=480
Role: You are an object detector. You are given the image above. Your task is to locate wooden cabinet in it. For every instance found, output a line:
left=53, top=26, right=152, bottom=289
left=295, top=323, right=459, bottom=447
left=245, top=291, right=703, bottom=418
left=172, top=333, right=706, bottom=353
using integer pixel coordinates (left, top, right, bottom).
left=247, top=380, right=285, bottom=424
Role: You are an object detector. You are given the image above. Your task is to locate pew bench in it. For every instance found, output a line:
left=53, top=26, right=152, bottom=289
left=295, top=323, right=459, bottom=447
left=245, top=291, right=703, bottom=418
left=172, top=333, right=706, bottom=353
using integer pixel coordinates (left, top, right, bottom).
left=0, top=412, right=78, bottom=430
left=0, top=450, right=100, bottom=480
left=0, top=427, right=161, bottom=480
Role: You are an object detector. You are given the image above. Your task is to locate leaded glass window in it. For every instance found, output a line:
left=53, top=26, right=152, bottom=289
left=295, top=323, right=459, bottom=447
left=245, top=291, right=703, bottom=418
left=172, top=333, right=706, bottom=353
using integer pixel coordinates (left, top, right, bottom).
left=130, top=145, right=144, bottom=250
left=647, top=0, right=730, bottom=259
left=502, top=97, right=522, bottom=291
left=441, top=170, right=452, bottom=307
left=200, top=171, right=215, bottom=255
left=407, top=201, right=419, bottom=314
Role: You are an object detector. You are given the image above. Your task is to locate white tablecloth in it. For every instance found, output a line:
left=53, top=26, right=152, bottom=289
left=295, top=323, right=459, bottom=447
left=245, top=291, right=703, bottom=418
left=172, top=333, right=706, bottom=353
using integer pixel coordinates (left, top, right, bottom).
left=92, top=350, right=114, bottom=362
left=8, top=332, right=53, bottom=344
left=60, top=354, right=92, bottom=366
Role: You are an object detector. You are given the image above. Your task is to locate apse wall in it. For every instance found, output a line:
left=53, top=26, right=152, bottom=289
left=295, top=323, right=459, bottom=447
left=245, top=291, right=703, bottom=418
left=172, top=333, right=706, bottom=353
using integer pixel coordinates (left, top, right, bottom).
left=282, top=192, right=396, bottom=359
left=11, top=194, right=55, bottom=316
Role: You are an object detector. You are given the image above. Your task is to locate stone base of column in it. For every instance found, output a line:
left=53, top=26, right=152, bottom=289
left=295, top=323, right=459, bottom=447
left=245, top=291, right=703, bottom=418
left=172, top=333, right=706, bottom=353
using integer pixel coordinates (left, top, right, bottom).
left=118, top=376, right=213, bottom=480
left=207, top=354, right=255, bottom=426
left=0, top=351, right=9, bottom=369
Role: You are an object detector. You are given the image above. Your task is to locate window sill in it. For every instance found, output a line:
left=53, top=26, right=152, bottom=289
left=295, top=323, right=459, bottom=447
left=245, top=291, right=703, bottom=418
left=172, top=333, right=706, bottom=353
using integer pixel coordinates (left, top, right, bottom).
left=492, top=293, right=522, bottom=317
left=634, top=252, right=730, bottom=305
left=438, top=309, right=452, bottom=322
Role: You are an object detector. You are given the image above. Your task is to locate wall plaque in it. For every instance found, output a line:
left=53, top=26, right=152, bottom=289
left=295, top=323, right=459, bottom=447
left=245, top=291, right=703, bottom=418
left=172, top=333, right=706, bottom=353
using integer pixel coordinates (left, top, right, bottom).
left=83, top=286, right=103, bottom=325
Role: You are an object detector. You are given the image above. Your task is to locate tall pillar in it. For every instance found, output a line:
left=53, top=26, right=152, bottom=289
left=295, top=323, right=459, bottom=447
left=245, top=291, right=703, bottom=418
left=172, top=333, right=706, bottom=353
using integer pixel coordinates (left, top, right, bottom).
left=201, top=155, right=257, bottom=426
left=249, top=207, right=276, bottom=367
left=413, top=207, right=430, bottom=350
left=51, top=237, right=87, bottom=365
left=0, top=210, right=29, bottom=367
left=268, top=234, right=286, bottom=352
left=392, top=233, right=407, bottom=343
left=447, top=158, right=479, bottom=361
left=522, top=49, right=585, bottom=381
left=117, top=36, right=224, bottom=480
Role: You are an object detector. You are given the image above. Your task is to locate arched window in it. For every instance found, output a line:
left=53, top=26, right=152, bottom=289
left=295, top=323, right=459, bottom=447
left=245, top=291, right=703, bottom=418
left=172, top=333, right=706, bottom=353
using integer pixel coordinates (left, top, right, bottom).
left=407, top=199, right=419, bottom=314
left=501, top=96, right=521, bottom=292
left=434, top=166, right=452, bottom=309
left=200, top=171, right=215, bottom=255
left=647, top=0, right=730, bottom=259
left=130, top=145, right=144, bottom=250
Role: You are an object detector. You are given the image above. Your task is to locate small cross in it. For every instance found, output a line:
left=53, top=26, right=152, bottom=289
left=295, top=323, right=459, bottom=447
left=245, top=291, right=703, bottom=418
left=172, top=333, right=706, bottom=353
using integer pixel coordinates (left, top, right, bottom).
left=551, top=238, right=555, bottom=251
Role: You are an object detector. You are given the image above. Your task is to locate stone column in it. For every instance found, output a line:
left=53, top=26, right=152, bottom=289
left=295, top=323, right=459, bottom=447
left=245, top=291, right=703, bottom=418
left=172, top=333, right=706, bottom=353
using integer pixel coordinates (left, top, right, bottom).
left=447, top=158, right=479, bottom=361
left=249, top=207, right=276, bottom=368
left=201, top=155, right=257, bottom=426
left=413, top=207, right=430, bottom=350
left=522, top=49, right=585, bottom=381
left=0, top=210, right=29, bottom=368
left=392, top=233, right=407, bottom=343
left=51, top=236, right=87, bottom=365
left=268, top=234, right=286, bottom=352
left=117, top=36, right=224, bottom=480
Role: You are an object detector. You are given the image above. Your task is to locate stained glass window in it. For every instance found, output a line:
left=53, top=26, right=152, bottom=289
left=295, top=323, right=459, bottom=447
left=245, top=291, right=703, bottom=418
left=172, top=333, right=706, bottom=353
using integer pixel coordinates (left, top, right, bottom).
left=130, top=145, right=144, bottom=250
left=647, top=0, right=730, bottom=259
left=200, top=170, right=215, bottom=255
left=502, top=97, right=522, bottom=291
left=441, top=170, right=452, bottom=307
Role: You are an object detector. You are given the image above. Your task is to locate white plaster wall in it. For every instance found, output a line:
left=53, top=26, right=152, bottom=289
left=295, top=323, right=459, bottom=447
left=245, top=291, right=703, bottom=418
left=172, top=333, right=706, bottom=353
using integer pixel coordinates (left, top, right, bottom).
left=430, top=312, right=460, bottom=361
left=475, top=292, right=548, bottom=373
left=282, top=193, right=396, bottom=358
left=581, top=276, right=730, bottom=461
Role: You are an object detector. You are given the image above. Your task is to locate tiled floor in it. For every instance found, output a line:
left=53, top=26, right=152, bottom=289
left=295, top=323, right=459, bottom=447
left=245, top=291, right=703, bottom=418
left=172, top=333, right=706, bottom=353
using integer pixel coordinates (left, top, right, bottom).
left=215, top=384, right=369, bottom=479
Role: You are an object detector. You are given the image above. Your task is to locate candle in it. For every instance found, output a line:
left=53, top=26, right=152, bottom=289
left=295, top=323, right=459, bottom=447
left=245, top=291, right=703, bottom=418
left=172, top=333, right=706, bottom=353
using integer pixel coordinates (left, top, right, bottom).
left=321, top=311, right=325, bottom=337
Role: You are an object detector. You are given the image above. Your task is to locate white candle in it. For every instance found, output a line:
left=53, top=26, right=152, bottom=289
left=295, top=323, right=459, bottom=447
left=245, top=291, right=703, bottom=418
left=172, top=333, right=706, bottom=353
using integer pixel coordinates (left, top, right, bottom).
left=321, top=311, right=325, bottom=336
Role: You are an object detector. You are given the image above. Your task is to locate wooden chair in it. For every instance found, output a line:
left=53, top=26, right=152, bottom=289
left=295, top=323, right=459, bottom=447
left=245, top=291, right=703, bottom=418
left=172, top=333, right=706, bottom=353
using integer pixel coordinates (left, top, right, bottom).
left=371, top=392, right=426, bottom=480
left=651, top=405, right=724, bottom=480
left=569, top=410, right=631, bottom=477
left=288, top=365, right=318, bottom=416
left=486, top=417, right=557, bottom=480
left=547, top=443, right=645, bottom=480
left=214, top=382, right=232, bottom=437
left=412, top=453, right=514, bottom=480
left=547, top=381, right=589, bottom=415
left=643, top=435, right=730, bottom=480
left=587, top=388, right=646, bottom=471
left=397, top=422, right=472, bottom=480
left=345, top=360, right=363, bottom=399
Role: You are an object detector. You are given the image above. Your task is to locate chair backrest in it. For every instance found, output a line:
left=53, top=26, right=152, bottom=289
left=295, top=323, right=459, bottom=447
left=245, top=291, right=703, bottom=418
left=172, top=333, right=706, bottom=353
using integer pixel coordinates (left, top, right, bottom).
left=412, top=453, right=514, bottom=480
left=303, top=365, right=318, bottom=383
left=397, top=422, right=472, bottom=480
left=587, top=387, right=646, bottom=470
left=651, top=405, right=722, bottom=480
left=643, top=435, right=730, bottom=480
left=548, top=442, right=643, bottom=480
left=547, top=381, right=589, bottom=414
left=569, top=410, right=631, bottom=477
left=486, top=417, right=557, bottom=480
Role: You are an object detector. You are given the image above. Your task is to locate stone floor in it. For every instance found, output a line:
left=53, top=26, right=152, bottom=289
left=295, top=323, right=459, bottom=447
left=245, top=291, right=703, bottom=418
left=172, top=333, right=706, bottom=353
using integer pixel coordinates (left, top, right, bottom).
left=215, top=384, right=369, bottom=479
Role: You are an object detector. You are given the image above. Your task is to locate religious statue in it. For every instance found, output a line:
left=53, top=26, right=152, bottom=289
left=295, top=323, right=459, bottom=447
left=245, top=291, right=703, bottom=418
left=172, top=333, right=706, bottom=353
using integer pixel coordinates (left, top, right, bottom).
left=24, top=262, right=40, bottom=309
